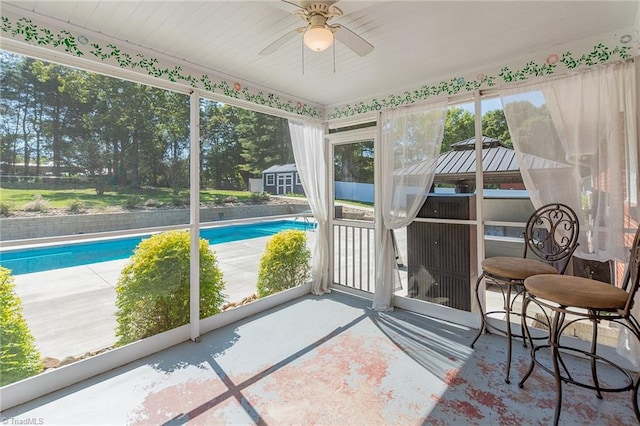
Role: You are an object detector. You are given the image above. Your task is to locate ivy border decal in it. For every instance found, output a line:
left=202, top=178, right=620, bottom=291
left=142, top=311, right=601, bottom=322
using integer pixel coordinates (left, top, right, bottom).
left=1, top=15, right=636, bottom=120
left=1, top=16, right=322, bottom=119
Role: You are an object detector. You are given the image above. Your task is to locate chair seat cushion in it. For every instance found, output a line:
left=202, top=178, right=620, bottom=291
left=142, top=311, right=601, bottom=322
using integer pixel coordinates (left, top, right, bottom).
left=525, top=274, right=629, bottom=310
left=481, top=257, right=558, bottom=280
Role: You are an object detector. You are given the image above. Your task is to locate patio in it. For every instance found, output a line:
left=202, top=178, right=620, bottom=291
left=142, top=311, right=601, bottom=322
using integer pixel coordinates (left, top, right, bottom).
left=2, top=290, right=637, bottom=425
left=1, top=1, right=638, bottom=422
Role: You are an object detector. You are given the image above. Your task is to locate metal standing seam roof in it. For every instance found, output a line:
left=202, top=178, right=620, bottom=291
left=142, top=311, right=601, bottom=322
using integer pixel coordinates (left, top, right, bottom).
left=435, top=136, right=519, bottom=175
left=265, top=137, right=567, bottom=182
left=397, top=136, right=522, bottom=183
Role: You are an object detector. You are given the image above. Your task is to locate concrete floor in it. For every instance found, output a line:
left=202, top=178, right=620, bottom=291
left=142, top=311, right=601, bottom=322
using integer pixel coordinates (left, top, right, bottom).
left=7, top=223, right=637, bottom=425
left=2, top=291, right=638, bottom=425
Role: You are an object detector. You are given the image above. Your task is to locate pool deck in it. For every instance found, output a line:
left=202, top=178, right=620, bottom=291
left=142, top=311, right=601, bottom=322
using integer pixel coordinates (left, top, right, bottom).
left=13, top=232, right=316, bottom=361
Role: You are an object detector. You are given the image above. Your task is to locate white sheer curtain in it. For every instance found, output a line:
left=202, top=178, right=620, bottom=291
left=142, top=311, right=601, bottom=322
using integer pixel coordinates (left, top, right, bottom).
left=373, top=101, right=448, bottom=311
left=288, top=120, right=330, bottom=295
left=500, top=60, right=637, bottom=261
left=500, top=59, right=639, bottom=366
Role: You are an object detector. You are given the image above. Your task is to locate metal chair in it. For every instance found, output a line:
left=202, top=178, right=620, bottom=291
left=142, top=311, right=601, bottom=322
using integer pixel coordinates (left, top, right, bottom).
left=470, top=203, right=580, bottom=383
left=520, top=226, right=640, bottom=425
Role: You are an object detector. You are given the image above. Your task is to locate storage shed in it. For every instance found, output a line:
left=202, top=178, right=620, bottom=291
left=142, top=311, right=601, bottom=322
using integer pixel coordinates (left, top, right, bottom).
left=262, top=164, right=305, bottom=195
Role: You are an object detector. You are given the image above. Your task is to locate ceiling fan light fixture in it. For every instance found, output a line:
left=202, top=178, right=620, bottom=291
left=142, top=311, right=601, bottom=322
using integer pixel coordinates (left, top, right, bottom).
left=303, top=26, right=333, bottom=52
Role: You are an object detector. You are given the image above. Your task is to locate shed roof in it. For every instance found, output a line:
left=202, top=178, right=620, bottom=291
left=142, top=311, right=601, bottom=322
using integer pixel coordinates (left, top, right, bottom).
left=262, top=164, right=297, bottom=174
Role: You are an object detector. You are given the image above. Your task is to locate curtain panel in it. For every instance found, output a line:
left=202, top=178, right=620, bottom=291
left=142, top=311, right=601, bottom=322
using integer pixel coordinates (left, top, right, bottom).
left=500, top=60, right=638, bottom=262
left=289, top=120, right=330, bottom=295
left=373, top=101, right=448, bottom=311
left=499, top=59, right=639, bottom=366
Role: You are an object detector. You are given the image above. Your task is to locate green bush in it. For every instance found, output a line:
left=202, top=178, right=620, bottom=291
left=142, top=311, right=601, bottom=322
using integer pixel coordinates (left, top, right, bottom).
left=115, top=231, right=226, bottom=346
left=123, top=194, right=144, bottom=209
left=171, top=195, right=187, bottom=207
left=0, top=201, right=13, bottom=216
left=67, top=198, right=86, bottom=213
left=94, top=177, right=107, bottom=195
left=256, top=230, right=311, bottom=298
left=250, top=191, right=271, bottom=203
left=0, top=267, right=43, bottom=386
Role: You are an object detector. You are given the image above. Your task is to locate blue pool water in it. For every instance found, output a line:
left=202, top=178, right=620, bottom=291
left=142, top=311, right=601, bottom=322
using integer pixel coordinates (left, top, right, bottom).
left=0, top=219, right=315, bottom=275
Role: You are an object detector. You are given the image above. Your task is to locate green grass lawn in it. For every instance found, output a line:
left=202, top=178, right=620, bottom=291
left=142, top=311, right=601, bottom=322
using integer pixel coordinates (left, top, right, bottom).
left=0, top=186, right=260, bottom=211
left=336, top=199, right=374, bottom=209
left=0, top=183, right=371, bottom=214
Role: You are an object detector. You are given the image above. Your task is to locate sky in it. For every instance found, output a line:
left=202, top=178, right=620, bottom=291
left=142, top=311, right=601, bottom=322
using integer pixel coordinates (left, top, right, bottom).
left=459, top=91, right=545, bottom=115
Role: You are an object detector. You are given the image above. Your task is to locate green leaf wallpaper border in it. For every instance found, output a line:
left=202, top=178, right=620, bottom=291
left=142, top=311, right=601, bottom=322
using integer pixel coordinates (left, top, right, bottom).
left=1, top=15, right=323, bottom=119
left=2, top=14, right=638, bottom=122
left=326, top=35, right=638, bottom=120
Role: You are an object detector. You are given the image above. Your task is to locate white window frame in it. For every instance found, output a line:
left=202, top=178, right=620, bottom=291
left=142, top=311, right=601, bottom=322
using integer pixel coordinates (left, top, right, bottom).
left=266, top=173, right=275, bottom=186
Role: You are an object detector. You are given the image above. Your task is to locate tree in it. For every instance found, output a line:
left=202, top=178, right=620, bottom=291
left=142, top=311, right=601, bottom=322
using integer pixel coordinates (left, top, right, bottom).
left=503, top=101, right=564, bottom=160
left=0, top=267, right=43, bottom=386
left=334, top=141, right=374, bottom=183
left=30, top=60, right=89, bottom=176
left=1, top=52, right=33, bottom=176
left=238, top=108, right=293, bottom=184
left=442, top=107, right=474, bottom=152
left=440, top=106, right=512, bottom=152
left=155, top=91, right=190, bottom=192
left=201, top=101, right=244, bottom=190
left=115, top=231, right=226, bottom=345
left=482, top=109, right=511, bottom=147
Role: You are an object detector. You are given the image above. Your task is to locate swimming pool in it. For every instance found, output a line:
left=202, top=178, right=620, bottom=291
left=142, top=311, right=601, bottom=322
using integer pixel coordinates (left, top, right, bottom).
left=0, top=219, right=315, bottom=275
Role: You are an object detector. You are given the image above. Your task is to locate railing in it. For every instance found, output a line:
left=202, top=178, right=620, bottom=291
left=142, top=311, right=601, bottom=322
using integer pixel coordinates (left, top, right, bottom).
left=332, top=220, right=375, bottom=293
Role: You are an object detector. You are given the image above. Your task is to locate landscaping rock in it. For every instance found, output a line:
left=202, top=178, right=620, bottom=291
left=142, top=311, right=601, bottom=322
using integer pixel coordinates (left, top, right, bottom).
left=42, top=357, right=60, bottom=369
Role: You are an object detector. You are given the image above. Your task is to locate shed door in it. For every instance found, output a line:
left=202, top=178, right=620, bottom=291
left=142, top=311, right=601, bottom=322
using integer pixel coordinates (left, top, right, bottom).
left=277, top=173, right=293, bottom=195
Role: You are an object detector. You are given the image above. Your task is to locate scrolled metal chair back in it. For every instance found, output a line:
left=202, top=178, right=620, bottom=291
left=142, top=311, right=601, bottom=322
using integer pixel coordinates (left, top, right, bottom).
left=524, top=203, right=580, bottom=272
left=622, top=226, right=640, bottom=316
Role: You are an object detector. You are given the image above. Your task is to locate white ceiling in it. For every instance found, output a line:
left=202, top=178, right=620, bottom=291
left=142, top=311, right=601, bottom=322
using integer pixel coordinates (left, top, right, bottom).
left=3, top=1, right=639, bottom=108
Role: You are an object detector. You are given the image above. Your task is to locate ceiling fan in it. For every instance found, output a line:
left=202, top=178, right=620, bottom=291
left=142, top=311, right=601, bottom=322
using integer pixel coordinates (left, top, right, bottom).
left=260, top=0, right=374, bottom=57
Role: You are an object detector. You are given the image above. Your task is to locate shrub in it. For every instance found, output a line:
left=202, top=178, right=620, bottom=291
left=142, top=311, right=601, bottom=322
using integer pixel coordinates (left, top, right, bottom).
left=22, top=194, right=50, bottom=212
left=0, top=201, right=13, bottom=216
left=171, top=196, right=187, bottom=207
left=250, top=192, right=271, bottom=203
left=115, top=231, right=226, bottom=345
left=94, top=178, right=107, bottom=195
left=144, top=198, right=163, bottom=208
left=67, top=198, right=86, bottom=213
left=123, top=194, right=144, bottom=209
left=256, top=230, right=311, bottom=298
left=0, top=267, right=43, bottom=386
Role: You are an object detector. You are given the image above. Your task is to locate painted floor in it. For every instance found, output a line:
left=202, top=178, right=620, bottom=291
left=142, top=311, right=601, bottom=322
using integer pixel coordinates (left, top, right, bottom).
left=2, top=291, right=638, bottom=425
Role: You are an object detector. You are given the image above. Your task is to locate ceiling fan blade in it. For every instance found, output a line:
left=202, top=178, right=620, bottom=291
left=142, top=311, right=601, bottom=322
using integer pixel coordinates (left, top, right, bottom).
left=332, top=24, right=374, bottom=57
left=259, top=27, right=305, bottom=55
left=280, top=0, right=304, bottom=10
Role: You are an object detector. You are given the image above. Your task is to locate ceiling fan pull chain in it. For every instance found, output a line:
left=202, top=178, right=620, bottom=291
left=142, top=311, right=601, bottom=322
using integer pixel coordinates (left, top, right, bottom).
left=301, top=37, right=305, bottom=75
left=333, top=38, right=336, bottom=73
